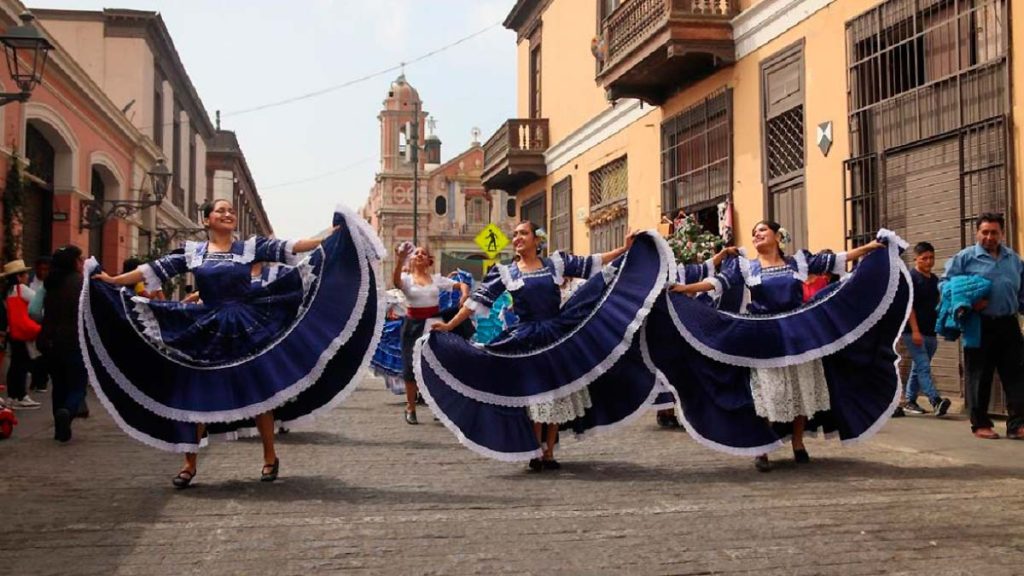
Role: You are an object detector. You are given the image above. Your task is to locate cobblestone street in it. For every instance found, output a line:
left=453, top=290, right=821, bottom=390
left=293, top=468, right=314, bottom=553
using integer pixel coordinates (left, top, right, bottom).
left=3, top=377, right=1023, bottom=575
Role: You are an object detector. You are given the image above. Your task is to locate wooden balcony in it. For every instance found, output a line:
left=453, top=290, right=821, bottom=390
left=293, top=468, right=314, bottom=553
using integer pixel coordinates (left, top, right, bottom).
left=597, top=0, right=739, bottom=105
left=482, top=119, right=549, bottom=194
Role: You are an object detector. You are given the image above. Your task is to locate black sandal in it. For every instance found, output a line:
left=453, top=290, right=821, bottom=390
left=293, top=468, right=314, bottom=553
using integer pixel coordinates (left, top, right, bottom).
left=793, top=448, right=810, bottom=464
left=754, top=455, right=772, bottom=473
left=261, top=458, right=280, bottom=482
left=172, top=468, right=196, bottom=488
left=527, top=458, right=543, bottom=472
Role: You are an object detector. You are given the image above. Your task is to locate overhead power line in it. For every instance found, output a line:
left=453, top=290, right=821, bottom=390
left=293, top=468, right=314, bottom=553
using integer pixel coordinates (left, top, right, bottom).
left=130, top=21, right=504, bottom=134
left=261, top=156, right=375, bottom=191
left=222, top=21, right=503, bottom=117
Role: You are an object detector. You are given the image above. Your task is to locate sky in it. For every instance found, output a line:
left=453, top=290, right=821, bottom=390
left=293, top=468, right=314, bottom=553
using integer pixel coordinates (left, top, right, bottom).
left=27, top=0, right=519, bottom=239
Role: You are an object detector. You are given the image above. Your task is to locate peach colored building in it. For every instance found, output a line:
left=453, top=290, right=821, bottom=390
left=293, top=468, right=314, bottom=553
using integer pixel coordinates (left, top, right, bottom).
left=487, top=0, right=1016, bottom=409
left=0, top=0, right=160, bottom=273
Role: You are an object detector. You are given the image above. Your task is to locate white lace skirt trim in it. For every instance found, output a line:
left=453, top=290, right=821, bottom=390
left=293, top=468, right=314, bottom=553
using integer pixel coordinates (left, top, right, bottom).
left=749, top=360, right=831, bottom=423
left=527, top=387, right=592, bottom=424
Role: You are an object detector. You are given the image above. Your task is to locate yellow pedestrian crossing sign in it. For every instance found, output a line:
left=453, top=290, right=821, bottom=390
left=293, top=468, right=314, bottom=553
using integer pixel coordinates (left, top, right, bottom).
left=474, top=223, right=509, bottom=258
left=482, top=258, right=497, bottom=275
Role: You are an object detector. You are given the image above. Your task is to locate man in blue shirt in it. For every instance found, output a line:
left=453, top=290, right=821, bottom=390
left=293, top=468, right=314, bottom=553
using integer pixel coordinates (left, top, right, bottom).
left=943, top=213, right=1024, bottom=440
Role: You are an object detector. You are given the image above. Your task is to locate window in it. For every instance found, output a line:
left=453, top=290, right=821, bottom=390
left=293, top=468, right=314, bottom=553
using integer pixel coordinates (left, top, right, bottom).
left=172, top=99, right=182, bottom=209
left=467, top=198, right=487, bottom=225
left=598, top=0, right=621, bottom=24
left=661, top=89, right=731, bottom=223
left=550, top=176, right=572, bottom=252
left=529, top=43, right=542, bottom=119
left=589, top=157, right=628, bottom=253
left=520, top=193, right=546, bottom=233
left=188, top=123, right=197, bottom=221
left=434, top=195, right=447, bottom=215
left=153, top=69, right=164, bottom=148
left=506, top=197, right=517, bottom=218
left=761, top=43, right=807, bottom=252
left=844, top=0, right=1009, bottom=247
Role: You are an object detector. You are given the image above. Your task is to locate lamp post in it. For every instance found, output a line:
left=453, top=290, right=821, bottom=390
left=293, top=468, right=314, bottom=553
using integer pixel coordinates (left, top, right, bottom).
left=0, top=13, right=53, bottom=107
left=80, top=159, right=173, bottom=230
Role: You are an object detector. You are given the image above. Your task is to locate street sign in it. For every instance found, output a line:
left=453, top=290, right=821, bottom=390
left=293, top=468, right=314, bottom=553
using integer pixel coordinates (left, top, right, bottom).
left=474, top=223, right=509, bottom=258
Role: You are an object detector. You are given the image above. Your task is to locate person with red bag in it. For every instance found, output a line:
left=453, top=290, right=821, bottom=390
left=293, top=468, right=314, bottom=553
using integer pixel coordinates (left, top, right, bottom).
left=3, top=259, right=42, bottom=409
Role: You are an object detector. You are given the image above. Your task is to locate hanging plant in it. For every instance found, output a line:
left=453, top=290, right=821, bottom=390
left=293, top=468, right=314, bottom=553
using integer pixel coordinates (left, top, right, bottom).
left=667, top=214, right=725, bottom=265
left=584, top=202, right=628, bottom=228
left=2, top=155, right=25, bottom=263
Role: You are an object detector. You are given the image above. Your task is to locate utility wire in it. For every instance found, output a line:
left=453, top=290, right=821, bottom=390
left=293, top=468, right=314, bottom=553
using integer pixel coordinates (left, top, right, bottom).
left=223, top=21, right=503, bottom=117
left=261, top=156, right=375, bottom=191
left=130, top=21, right=503, bottom=133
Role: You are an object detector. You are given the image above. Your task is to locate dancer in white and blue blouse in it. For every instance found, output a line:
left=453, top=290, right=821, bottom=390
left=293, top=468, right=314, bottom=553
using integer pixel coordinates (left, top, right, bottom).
left=83, top=199, right=385, bottom=486
left=418, top=221, right=671, bottom=470
left=645, top=220, right=910, bottom=471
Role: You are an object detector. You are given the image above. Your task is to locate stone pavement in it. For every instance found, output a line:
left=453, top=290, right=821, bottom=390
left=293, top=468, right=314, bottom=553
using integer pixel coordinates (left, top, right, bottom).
left=2, top=377, right=1023, bottom=576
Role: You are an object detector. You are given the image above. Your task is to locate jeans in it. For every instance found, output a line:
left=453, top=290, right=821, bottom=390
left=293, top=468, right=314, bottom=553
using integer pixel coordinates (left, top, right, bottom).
left=44, top=348, right=87, bottom=420
left=903, top=333, right=940, bottom=405
left=963, top=316, right=1024, bottom=433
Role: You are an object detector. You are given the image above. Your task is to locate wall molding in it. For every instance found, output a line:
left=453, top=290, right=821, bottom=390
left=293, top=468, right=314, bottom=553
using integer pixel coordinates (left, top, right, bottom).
left=545, top=99, right=655, bottom=173
left=732, top=0, right=838, bottom=60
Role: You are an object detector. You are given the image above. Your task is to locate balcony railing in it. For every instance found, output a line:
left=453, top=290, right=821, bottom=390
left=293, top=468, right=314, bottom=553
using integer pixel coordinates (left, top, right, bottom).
left=482, top=118, right=549, bottom=194
left=597, top=0, right=739, bottom=104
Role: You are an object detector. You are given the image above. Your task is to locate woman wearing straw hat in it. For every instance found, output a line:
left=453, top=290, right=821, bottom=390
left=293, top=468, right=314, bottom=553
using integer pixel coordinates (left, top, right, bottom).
left=3, top=259, right=42, bottom=409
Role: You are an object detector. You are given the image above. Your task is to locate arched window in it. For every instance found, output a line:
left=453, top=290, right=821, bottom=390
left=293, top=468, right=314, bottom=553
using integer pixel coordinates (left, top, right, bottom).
left=434, top=195, right=447, bottom=215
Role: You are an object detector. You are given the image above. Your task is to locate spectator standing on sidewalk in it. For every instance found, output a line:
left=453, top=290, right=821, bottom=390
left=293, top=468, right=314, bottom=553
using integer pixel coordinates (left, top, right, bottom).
left=3, top=260, right=41, bottom=409
left=902, top=242, right=952, bottom=416
left=943, top=213, right=1024, bottom=440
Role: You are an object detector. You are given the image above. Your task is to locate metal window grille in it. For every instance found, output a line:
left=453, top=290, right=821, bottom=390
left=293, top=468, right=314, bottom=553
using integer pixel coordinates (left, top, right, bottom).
left=589, top=157, right=628, bottom=253
left=661, top=88, right=732, bottom=217
left=550, top=176, right=572, bottom=252
left=843, top=0, right=1009, bottom=247
left=765, top=106, right=805, bottom=182
left=590, top=156, right=628, bottom=209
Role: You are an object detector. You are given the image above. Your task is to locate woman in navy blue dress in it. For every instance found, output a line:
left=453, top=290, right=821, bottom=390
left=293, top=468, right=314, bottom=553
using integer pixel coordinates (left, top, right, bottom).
left=84, top=199, right=384, bottom=486
left=647, top=220, right=908, bottom=471
left=420, top=221, right=672, bottom=470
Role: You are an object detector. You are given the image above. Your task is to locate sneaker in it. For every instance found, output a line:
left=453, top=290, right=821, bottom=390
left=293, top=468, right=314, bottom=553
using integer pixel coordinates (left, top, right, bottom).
left=904, top=402, right=927, bottom=415
left=892, top=406, right=906, bottom=418
left=11, top=397, right=41, bottom=410
left=932, top=398, right=951, bottom=417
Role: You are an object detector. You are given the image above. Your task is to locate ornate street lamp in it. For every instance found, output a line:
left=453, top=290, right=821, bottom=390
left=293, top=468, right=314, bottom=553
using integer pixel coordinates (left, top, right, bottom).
left=80, top=159, right=173, bottom=230
left=0, top=13, right=54, bottom=107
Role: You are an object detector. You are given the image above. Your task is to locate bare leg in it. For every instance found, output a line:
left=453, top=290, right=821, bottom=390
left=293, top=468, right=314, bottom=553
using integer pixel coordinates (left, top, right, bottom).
left=404, top=380, right=418, bottom=414
left=543, top=424, right=558, bottom=460
left=254, top=412, right=277, bottom=466
left=533, top=421, right=543, bottom=445
left=182, top=423, right=205, bottom=473
left=792, top=416, right=806, bottom=451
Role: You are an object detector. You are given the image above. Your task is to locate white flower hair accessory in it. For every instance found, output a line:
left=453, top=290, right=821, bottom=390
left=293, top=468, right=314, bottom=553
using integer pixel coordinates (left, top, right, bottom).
left=535, top=227, right=548, bottom=253
left=776, top=226, right=791, bottom=250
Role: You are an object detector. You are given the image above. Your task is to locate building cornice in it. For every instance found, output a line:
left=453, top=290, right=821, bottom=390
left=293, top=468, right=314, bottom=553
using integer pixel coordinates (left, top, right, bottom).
left=544, top=99, right=656, bottom=174
left=732, top=0, right=838, bottom=60
left=4, top=2, right=152, bottom=161
left=34, top=7, right=217, bottom=137
left=503, top=0, right=551, bottom=41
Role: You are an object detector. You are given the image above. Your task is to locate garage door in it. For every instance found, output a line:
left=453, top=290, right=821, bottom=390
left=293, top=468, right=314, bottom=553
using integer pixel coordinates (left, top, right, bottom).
left=885, top=138, right=961, bottom=398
